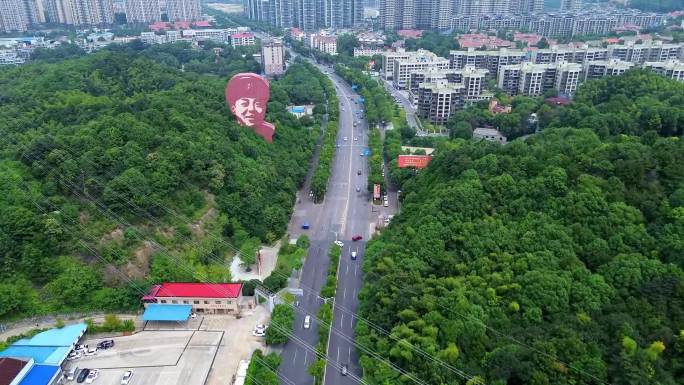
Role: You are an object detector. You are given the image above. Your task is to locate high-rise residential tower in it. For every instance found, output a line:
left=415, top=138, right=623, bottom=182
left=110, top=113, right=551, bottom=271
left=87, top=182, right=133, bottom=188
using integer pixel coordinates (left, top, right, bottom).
left=124, top=0, right=161, bottom=22
left=560, top=0, right=581, bottom=11
left=166, top=0, right=201, bottom=21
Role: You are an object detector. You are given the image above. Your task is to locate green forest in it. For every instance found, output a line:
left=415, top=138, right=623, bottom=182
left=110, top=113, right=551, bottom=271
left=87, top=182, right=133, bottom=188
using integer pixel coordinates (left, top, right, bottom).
left=0, top=42, right=329, bottom=319
left=358, top=72, right=684, bottom=384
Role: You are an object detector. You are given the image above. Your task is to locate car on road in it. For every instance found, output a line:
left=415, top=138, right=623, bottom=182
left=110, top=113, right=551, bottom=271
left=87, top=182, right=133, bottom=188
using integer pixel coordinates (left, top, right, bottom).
left=85, top=347, right=97, bottom=356
left=85, top=369, right=99, bottom=383
left=341, top=364, right=348, bottom=376
left=252, top=324, right=267, bottom=337
left=67, top=350, right=82, bottom=360
left=343, top=136, right=348, bottom=141
left=384, top=200, right=389, bottom=207
left=96, top=340, right=114, bottom=350
left=121, top=371, right=133, bottom=385
left=304, top=315, right=311, bottom=329
left=356, top=186, right=360, bottom=192
left=334, top=240, right=344, bottom=247
left=76, top=369, right=90, bottom=383
left=357, top=169, right=361, bottom=175
left=351, top=251, right=357, bottom=260
left=354, top=137, right=358, bottom=141
left=352, top=235, right=363, bottom=241
left=302, top=221, right=310, bottom=229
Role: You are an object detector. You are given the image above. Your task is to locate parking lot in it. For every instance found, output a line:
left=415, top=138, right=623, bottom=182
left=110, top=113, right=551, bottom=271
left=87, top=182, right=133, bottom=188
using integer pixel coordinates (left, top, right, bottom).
left=63, top=305, right=270, bottom=385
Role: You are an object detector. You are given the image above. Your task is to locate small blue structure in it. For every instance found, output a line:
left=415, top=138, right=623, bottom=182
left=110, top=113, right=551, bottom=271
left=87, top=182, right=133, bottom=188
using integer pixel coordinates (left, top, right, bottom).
left=142, top=304, right=192, bottom=321
left=19, top=364, right=60, bottom=385
left=289, top=106, right=305, bottom=114
left=363, top=148, right=371, bottom=156
left=358, top=97, right=365, bottom=103
left=351, top=84, right=359, bottom=91
left=0, top=346, right=69, bottom=366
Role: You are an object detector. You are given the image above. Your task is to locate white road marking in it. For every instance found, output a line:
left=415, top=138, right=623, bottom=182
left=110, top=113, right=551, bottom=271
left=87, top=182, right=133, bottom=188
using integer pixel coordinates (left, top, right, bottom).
left=346, top=264, right=349, bottom=275
left=355, top=264, right=358, bottom=276
left=348, top=347, right=351, bottom=362
left=293, top=348, right=297, bottom=364
left=304, top=349, right=308, bottom=363
left=343, top=287, right=347, bottom=299
left=337, top=346, right=340, bottom=361
left=340, top=312, right=344, bottom=328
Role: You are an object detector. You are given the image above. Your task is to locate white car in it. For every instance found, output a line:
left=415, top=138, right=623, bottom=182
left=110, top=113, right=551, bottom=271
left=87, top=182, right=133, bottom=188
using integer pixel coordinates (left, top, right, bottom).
left=304, top=315, right=311, bottom=329
left=67, top=350, right=82, bottom=360
left=190, top=312, right=197, bottom=319
left=354, top=137, right=358, bottom=141
left=252, top=324, right=267, bottom=337
left=343, top=136, right=348, bottom=141
left=85, top=347, right=97, bottom=356
left=74, top=344, right=87, bottom=351
left=121, top=371, right=133, bottom=385
left=85, top=369, right=99, bottom=383
left=334, top=240, right=344, bottom=247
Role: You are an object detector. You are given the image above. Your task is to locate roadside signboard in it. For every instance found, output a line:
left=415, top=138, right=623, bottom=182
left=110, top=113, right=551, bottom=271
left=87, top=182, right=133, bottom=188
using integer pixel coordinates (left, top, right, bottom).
left=398, top=155, right=432, bottom=169
left=373, top=184, right=381, bottom=199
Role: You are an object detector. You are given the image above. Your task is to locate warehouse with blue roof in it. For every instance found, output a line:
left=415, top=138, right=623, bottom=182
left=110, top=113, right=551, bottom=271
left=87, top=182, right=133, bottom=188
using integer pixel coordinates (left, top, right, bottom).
left=0, top=323, right=87, bottom=385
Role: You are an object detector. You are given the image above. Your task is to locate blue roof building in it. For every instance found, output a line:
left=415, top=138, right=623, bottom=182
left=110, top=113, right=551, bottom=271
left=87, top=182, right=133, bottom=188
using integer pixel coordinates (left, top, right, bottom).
left=13, top=323, right=87, bottom=347
left=142, top=304, right=192, bottom=321
left=18, top=365, right=60, bottom=385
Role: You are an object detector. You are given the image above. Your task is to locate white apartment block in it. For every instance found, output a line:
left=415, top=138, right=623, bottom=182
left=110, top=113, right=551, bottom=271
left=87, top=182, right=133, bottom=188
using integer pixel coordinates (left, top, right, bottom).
left=231, top=32, right=256, bottom=47
left=354, top=46, right=385, bottom=57
left=392, top=50, right=450, bottom=89
left=0, top=49, right=26, bottom=65
left=643, top=60, right=684, bottom=82
left=608, top=41, right=683, bottom=64
left=498, top=62, right=581, bottom=97
left=262, top=39, right=285, bottom=76
left=449, top=48, right=526, bottom=77
left=532, top=46, right=609, bottom=65
left=583, top=59, right=635, bottom=80
left=311, top=34, right=337, bottom=55
left=382, top=49, right=413, bottom=80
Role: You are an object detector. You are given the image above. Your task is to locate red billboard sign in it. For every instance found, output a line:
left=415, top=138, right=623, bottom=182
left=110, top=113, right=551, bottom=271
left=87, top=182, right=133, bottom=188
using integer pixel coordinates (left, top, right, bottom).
left=373, top=184, right=381, bottom=199
left=225, top=73, right=276, bottom=142
left=397, top=155, right=432, bottom=169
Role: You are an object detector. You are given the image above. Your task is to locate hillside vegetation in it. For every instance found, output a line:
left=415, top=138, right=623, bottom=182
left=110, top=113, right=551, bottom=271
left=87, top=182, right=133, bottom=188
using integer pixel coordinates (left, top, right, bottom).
left=358, top=72, right=684, bottom=384
left=0, top=43, right=328, bottom=319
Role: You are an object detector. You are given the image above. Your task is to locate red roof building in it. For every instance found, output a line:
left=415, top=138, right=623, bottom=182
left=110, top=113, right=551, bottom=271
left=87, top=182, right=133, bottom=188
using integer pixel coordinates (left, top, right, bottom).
left=192, top=20, right=212, bottom=28
left=143, top=282, right=248, bottom=315
left=0, top=357, right=29, bottom=385
left=397, top=29, right=423, bottom=39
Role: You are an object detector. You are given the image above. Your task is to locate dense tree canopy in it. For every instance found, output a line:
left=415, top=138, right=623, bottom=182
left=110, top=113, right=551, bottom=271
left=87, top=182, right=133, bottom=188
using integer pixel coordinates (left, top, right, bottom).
left=0, top=43, right=325, bottom=318
left=359, top=75, right=684, bottom=384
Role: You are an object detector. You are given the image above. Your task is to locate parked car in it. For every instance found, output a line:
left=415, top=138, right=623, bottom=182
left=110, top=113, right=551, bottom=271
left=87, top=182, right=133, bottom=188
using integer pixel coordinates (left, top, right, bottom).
left=352, top=235, right=363, bottom=241
left=304, top=315, right=311, bottom=329
left=85, top=369, right=99, bottom=384
left=96, top=340, right=114, bottom=350
left=121, top=371, right=133, bottom=385
left=351, top=251, right=357, bottom=260
left=383, top=200, right=389, bottom=207
left=74, top=344, right=87, bottom=351
left=334, top=240, right=344, bottom=247
left=76, top=369, right=90, bottom=383
left=65, top=367, right=79, bottom=381
left=190, top=312, right=197, bottom=319
left=67, top=351, right=82, bottom=360
left=85, top=347, right=97, bottom=356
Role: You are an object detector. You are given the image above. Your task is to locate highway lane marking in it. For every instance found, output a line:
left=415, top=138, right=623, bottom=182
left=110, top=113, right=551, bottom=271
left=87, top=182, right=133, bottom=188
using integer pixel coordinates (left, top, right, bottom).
left=337, top=346, right=340, bottom=361
left=348, top=347, right=351, bottom=362
left=355, top=264, right=358, bottom=276
left=346, top=264, right=349, bottom=275
left=304, top=349, right=308, bottom=364
left=340, top=312, right=344, bottom=328
left=293, top=348, right=297, bottom=364
left=343, top=287, right=347, bottom=299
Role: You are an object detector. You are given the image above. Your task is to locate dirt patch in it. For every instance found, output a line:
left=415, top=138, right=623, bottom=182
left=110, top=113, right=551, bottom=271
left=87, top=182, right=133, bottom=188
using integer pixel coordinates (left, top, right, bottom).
left=159, top=226, right=176, bottom=239
left=79, top=211, right=90, bottom=224
left=105, top=241, right=157, bottom=283
left=190, top=207, right=218, bottom=237
left=100, top=228, right=124, bottom=245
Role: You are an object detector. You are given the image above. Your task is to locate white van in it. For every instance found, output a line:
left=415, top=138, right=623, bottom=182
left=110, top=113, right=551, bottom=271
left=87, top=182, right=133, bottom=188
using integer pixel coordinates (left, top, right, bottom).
left=304, top=315, right=311, bottom=329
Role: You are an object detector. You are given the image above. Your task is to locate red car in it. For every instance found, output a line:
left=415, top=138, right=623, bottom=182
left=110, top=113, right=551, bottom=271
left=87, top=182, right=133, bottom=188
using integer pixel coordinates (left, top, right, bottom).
left=352, top=235, right=363, bottom=241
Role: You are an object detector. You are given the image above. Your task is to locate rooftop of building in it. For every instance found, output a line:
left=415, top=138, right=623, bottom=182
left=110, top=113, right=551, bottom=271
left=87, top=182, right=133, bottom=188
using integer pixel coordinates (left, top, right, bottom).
left=145, top=282, right=243, bottom=299
left=17, top=364, right=59, bottom=385
left=231, top=32, right=255, bottom=39
left=0, top=357, right=29, bottom=385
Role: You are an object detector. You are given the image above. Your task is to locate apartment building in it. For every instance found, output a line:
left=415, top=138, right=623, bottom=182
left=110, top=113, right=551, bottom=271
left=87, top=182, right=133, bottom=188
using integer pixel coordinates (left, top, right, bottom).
left=382, top=49, right=413, bottom=80
left=416, top=80, right=466, bottom=125
left=354, top=47, right=385, bottom=57
left=231, top=32, right=256, bottom=47
left=608, top=41, right=682, bottom=64
left=262, top=39, right=285, bottom=76
left=532, top=46, right=609, bottom=65
left=0, top=0, right=41, bottom=32
left=124, top=0, right=160, bottom=22
left=408, top=68, right=462, bottom=92
left=643, top=60, right=684, bottom=82
left=498, top=62, right=581, bottom=96
left=166, top=0, right=201, bottom=22
left=392, top=50, right=450, bottom=89
left=560, top=0, right=581, bottom=11
left=449, top=48, right=526, bottom=77
left=311, top=34, right=337, bottom=55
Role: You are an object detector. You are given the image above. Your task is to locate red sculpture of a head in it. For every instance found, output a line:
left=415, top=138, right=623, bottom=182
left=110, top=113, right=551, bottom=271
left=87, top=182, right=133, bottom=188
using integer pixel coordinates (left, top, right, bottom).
left=225, top=73, right=276, bottom=142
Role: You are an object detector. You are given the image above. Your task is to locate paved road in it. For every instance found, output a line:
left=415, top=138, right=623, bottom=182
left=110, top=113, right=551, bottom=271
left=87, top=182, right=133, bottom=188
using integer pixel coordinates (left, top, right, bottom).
left=277, top=58, right=371, bottom=385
